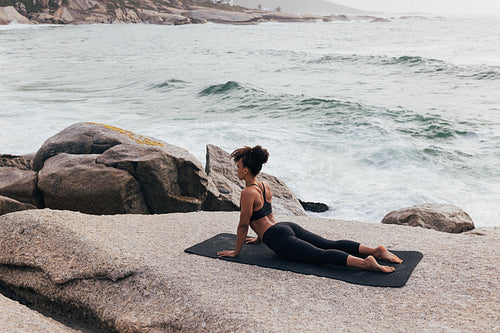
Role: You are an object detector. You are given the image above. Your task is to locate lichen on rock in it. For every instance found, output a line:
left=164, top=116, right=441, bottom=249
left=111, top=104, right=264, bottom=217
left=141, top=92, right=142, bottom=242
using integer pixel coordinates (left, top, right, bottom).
left=86, top=122, right=165, bottom=147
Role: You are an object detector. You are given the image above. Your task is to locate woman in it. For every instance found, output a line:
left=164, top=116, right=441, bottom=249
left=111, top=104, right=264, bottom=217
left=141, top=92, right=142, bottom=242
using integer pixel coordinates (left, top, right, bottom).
left=217, top=146, right=402, bottom=273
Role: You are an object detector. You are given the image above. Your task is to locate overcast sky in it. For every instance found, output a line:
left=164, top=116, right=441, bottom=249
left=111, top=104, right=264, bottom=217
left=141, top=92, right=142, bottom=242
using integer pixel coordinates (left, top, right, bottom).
left=329, top=0, right=500, bottom=16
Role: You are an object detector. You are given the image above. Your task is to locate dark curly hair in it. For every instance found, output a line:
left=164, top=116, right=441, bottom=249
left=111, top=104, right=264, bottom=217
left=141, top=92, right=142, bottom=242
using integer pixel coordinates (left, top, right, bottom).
left=231, top=145, right=269, bottom=176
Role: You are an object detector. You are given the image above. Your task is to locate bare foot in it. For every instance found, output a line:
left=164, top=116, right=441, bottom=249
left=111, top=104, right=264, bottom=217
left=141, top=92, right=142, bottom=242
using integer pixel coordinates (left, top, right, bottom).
left=373, top=246, right=403, bottom=264
left=364, top=256, right=396, bottom=273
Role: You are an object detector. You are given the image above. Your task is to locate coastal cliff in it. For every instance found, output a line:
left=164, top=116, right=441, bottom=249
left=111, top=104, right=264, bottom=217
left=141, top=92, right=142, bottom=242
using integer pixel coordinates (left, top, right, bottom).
left=0, top=0, right=394, bottom=25
left=0, top=0, right=347, bottom=25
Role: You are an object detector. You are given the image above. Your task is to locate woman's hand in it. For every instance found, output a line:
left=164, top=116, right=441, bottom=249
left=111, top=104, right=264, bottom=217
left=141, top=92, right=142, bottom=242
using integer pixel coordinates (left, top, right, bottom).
left=217, top=250, right=238, bottom=258
left=245, top=237, right=261, bottom=244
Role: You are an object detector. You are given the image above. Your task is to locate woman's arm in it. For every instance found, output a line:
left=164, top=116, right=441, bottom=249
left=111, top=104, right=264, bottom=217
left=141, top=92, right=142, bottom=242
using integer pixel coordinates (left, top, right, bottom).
left=217, top=189, right=253, bottom=257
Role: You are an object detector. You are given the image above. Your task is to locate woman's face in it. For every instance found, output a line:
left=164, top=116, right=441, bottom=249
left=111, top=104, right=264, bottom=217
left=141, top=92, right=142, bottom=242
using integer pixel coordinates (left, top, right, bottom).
left=236, top=160, right=246, bottom=180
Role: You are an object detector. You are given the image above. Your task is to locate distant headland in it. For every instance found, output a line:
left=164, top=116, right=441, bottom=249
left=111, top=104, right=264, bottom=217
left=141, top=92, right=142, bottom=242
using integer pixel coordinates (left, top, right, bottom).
left=0, top=0, right=425, bottom=25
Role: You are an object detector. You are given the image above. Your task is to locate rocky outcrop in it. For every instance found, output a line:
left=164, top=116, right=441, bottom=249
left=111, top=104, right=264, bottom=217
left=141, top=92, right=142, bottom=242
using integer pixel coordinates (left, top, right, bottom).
left=0, top=209, right=498, bottom=332
left=113, top=8, right=142, bottom=23
left=370, top=17, right=390, bottom=22
left=136, top=8, right=190, bottom=25
left=0, top=293, right=80, bottom=333
left=205, top=144, right=306, bottom=216
left=0, top=154, right=33, bottom=170
left=1, top=123, right=306, bottom=216
left=0, top=167, right=40, bottom=206
left=0, top=154, right=40, bottom=212
left=322, top=14, right=350, bottom=22
left=399, top=16, right=428, bottom=20
left=181, top=9, right=323, bottom=24
left=34, top=122, right=223, bottom=215
left=0, top=6, right=31, bottom=24
left=260, top=12, right=330, bottom=22
left=0, top=0, right=392, bottom=26
left=334, top=14, right=349, bottom=21
left=0, top=195, right=36, bottom=215
left=0, top=210, right=138, bottom=285
left=299, top=200, right=329, bottom=212
left=0, top=209, right=145, bottom=331
left=299, top=14, right=324, bottom=21
left=33, top=122, right=137, bottom=172
left=204, top=144, right=243, bottom=211
left=381, top=203, right=475, bottom=233
left=183, top=8, right=259, bottom=24
left=0, top=209, right=236, bottom=332
left=38, top=153, right=149, bottom=214
left=96, top=143, right=220, bottom=213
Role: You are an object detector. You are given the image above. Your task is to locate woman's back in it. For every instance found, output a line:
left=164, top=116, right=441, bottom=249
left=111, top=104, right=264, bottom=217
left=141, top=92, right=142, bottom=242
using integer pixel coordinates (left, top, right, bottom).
left=247, top=181, right=276, bottom=239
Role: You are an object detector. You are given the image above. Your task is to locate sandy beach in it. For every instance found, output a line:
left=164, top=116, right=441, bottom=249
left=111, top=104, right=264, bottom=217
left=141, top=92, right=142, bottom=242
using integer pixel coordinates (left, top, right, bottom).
left=0, top=209, right=498, bottom=332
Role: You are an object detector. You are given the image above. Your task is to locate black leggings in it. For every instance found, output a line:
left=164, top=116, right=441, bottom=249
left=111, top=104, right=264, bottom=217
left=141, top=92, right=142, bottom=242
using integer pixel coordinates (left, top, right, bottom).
left=262, top=222, right=360, bottom=266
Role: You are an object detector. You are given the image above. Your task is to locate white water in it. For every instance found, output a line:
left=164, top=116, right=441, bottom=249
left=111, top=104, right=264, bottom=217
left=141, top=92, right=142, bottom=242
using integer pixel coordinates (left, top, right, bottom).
left=1, top=17, right=499, bottom=226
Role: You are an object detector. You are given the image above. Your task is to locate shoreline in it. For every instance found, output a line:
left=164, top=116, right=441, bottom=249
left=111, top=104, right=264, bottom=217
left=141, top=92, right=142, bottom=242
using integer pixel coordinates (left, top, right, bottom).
left=1, top=209, right=498, bottom=332
left=0, top=2, right=428, bottom=26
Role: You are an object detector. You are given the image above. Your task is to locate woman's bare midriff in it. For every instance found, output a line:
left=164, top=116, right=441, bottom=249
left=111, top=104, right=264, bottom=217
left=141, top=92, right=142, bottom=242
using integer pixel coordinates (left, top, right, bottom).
left=250, top=214, right=277, bottom=239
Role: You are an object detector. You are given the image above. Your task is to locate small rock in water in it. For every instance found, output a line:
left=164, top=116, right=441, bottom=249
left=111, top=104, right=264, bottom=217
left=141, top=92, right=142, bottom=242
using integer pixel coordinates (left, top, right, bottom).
left=381, top=203, right=475, bottom=233
left=299, top=200, right=329, bottom=213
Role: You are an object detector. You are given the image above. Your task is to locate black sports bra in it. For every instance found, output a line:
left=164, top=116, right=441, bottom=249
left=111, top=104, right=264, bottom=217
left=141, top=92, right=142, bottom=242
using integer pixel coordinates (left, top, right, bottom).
left=249, top=182, right=273, bottom=221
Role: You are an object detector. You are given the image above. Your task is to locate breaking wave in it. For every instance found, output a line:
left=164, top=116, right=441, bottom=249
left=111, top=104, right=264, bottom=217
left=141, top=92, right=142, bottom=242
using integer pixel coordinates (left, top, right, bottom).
left=310, top=53, right=500, bottom=80
left=198, top=81, right=263, bottom=96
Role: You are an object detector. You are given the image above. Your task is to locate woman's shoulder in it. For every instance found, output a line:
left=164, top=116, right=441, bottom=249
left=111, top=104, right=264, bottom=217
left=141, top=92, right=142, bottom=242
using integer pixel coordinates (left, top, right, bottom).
left=241, top=185, right=260, bottom=196
left=259, top=180, right=272, bottom=200
left=260, top=180, right=271, bottom=191
left=242, top=182, right=269, bottom=196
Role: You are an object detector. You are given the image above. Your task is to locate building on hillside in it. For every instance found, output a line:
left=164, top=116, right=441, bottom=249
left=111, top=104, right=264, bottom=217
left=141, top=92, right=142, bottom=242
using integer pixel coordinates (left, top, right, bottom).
left=210, top=0, right=233, bottom=5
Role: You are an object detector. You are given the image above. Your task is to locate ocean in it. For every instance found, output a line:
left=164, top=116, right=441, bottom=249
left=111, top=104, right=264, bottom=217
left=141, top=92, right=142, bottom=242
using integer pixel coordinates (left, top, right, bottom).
left=1, top=17, right=499, bottom=227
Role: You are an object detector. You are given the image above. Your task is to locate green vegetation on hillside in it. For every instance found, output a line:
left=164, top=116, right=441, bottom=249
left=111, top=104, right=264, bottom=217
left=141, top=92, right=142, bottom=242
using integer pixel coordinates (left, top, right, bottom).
left=0, top=0, right=41, bottom=13
left=0, top=0, right=249, bottom=15
left=183, top=0, right=248, bottom=12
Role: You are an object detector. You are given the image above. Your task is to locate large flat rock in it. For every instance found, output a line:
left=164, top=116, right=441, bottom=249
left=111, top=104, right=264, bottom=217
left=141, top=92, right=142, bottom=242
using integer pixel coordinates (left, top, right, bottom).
left=0, top=293, right=79, bottom=333
left=0, top=6, right=31, bottom=25
left=0, top=209, right=498, bottom=332
left=182, top=8, right=259, bottom=24
left=382, top=203, right=475, bottom=233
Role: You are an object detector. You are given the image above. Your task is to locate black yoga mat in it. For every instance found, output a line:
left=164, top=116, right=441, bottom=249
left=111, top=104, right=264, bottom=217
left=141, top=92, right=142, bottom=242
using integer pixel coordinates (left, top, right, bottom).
left=184, top=233, right=423, bottom=288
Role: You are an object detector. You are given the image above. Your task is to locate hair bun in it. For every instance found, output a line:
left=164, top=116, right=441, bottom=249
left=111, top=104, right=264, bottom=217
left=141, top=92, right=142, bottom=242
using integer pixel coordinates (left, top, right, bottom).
left=251, top=145, right=269, bottom=164
left=231, top=145, right=269, bottom=176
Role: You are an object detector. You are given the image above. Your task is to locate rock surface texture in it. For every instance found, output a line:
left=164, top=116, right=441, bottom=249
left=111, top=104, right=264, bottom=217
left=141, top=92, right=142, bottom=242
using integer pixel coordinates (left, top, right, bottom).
left=38, top=153, right=149, bottom=214
left=0, top=154, right=34, bottom=170
left=0, top=167, right=40, bottom=206
left=381, top=203, right=475, bottom=233
left=0, top=209, right=498, bottom=332
left=0, top=154, right=41, bottom=213
left=33, top=122, right=141, bottom=172
left=0, top=6, right=32, bottom=24
left=0, top=195, right=37, bottom=215
left=0, top=293, right=80, bottom=332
